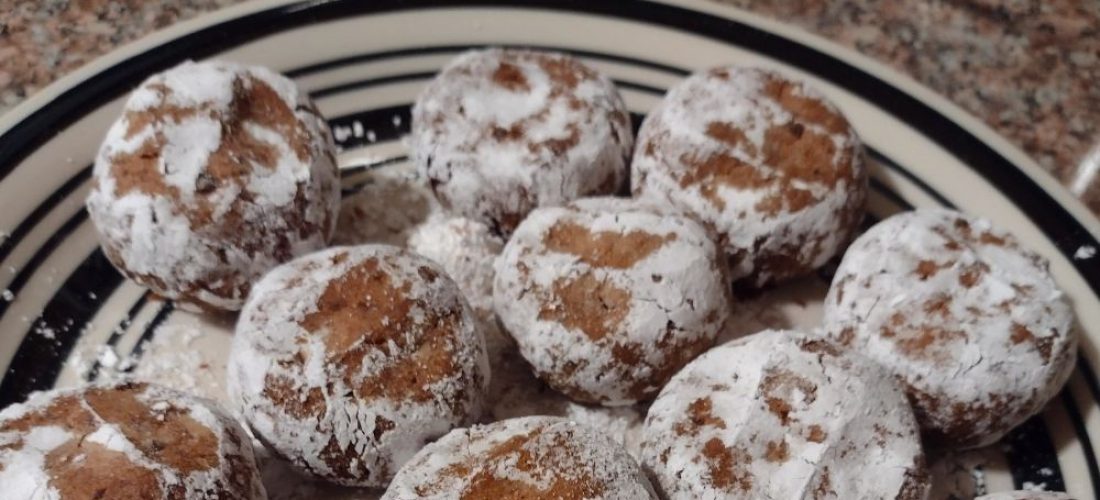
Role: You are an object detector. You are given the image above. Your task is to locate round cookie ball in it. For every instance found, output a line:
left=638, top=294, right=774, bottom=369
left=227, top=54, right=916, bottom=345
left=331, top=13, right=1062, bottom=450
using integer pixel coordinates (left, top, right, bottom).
left=411, top=48, right=634, bottom=235
left=632, top=66, right=866, bottom=288
left=382, top=416, right=656, bottom=499
left=227, top=244, right=490, bottom=487
left=0, top=381, right=265, bottom=499
left=493, top=197, right=731, bottom=406
left=976, top=493, right=1074, bottom=500
left=86, top=59, right=340, bottom=311
left=641, top=330, right=929, bottom=500
left=407, top=215, right=504, bottom=315
left=822, top=209, right=1076, bottom=448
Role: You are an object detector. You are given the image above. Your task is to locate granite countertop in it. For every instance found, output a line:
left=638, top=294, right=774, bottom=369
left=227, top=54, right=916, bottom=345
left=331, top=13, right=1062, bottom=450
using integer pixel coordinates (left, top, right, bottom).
left=2, top=0, right=1098, bottom=215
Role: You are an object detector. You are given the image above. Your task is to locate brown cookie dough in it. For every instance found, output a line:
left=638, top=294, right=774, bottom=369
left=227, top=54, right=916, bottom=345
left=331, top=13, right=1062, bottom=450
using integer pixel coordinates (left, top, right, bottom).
left=823, top=209, right=1076, bottom=448
left=382, top=416, right=656, bottom=499
left=0, top=381, right=265, bottom=499
left=632, top=66, right=866, bottom=288
left=493, top=197, right=731, bottom=406
left=411, top=49, right=633, bottom=235
left=227, top=245, right=490, bottom=487
left=86, top=60, right=340, bottom=311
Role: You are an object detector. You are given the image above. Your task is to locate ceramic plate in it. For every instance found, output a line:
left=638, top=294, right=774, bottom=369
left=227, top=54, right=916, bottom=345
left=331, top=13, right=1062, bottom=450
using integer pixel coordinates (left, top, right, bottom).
left=2, top=1, right=1099, bottom=497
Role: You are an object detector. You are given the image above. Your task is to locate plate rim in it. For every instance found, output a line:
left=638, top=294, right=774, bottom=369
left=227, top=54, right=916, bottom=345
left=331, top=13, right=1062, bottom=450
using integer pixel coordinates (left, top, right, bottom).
left=1, top=0, right=1097, bottom=241
left=0, top=2, right=1097, bottom=494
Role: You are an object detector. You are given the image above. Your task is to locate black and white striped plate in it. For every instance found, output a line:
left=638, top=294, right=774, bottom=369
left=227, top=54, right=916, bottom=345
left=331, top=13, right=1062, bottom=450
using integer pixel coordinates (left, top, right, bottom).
left=2, top=1, right=1099, bottom=497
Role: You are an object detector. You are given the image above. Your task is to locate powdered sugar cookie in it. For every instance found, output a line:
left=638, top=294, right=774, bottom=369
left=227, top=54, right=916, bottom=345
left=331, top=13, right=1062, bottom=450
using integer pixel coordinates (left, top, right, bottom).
left=823, top=209, right=1076, bottom=448
left=641, top=330, right=928, bottom=499
left=493, top=197, right=730, bottom=406
left=86, top=60, right=340, bottom=311
left=0, top=381, right=264, bottom=499
left=407, top=215, right=504, bottom=315
left=382, top=416, right=656, bottom=499
left=227, top=245, right=490, bottom=487
left=411, top=49, right=633, bottom=235
left=632, top=66, right=866, bottom=288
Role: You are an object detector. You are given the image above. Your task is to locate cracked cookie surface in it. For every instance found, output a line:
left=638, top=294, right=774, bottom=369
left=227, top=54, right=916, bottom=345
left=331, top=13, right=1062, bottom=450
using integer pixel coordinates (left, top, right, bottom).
left=383, top=416, right=656, bottom=499
left=641, top=330, right=929, bottom=500
left=632, top=66, right=866, bottom=288
left=411, top=49, right=633, bottom=235
left=86, top=60, right=340, bottom=311
left=227, top=244, right=490, bottom=487
left=0, top=381, right=265, bottom=499
left=823, top=209, right=1076, bottom=448
left=493, top=197, right=730, bottom=406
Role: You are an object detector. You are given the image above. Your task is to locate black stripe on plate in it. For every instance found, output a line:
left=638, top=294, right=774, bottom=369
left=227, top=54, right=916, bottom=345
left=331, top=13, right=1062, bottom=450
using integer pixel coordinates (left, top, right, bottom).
left=865, top=147, right=957, bottom=209
left=0, top=249, right=122, bottom=408
left=1061, top=390, right=1100, bottom=494
left=286, top=43, right=690, bottom=79
left=126, top=301, right=176, bottom=361
left=869, top=176, right=914, bottom=213
left=310, top=72, right=438, bottom=99
left=83, top=293, right=149, bottom=382
left=1006, top=414, right=1071, bottom=493
left=310, top=67, right=668, bottom=102
left=1079, top=358, right=1100, bottom=409
left=0, top=210, right=90, bottom=322
left=341, top=157, right=413, bottom=196
left=328, top=104, right=413, bottom=149
left=0, top=166, right=92, bottom=269
left=340, top=156, right=411, bottom=178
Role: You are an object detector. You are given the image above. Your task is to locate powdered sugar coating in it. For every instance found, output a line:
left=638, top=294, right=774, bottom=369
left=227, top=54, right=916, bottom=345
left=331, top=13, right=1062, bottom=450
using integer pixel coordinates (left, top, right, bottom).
left=493, top=197, right=730, bottom=406
left=632, top=66, right=866, bottom=288
left=411, top=49, right=634, bottom=235
left=86, top=59, right=340, bottom=311
left=227, top=245, right=490, bottom=487
left=641, top=330, right=928, bottom=499
left=822, top=209, right=1076, bottom=448
left=382, top=416, right=656, bottom=499
left=0, top=381, right=265, bottom=499
left=408, top=216, right=503, bottom=315
left=976, top=492, right=1074, bottom=500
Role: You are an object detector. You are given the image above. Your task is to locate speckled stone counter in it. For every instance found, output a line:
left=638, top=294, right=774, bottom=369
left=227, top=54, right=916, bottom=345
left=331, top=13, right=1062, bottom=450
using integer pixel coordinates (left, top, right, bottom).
left=2, top=0, right=1098, bottom=215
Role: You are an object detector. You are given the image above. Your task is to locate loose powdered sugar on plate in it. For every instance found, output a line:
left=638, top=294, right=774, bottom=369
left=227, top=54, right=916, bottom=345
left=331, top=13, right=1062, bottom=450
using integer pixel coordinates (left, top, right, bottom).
left=334, top=165, right=438, bottom=247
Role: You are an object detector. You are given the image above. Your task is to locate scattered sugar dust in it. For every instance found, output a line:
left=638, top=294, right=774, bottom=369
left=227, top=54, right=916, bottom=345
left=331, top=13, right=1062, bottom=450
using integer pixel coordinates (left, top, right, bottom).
left=332, top=166, right=437, bottom=247
left=130, top=320, right=233, bottom=405
left=718, top=275, right=829, bottom=344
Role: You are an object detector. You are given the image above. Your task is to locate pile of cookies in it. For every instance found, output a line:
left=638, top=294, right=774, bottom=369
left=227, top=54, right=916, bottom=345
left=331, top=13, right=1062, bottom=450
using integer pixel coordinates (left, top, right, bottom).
left=0, top=49, right=1077, bottom=499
